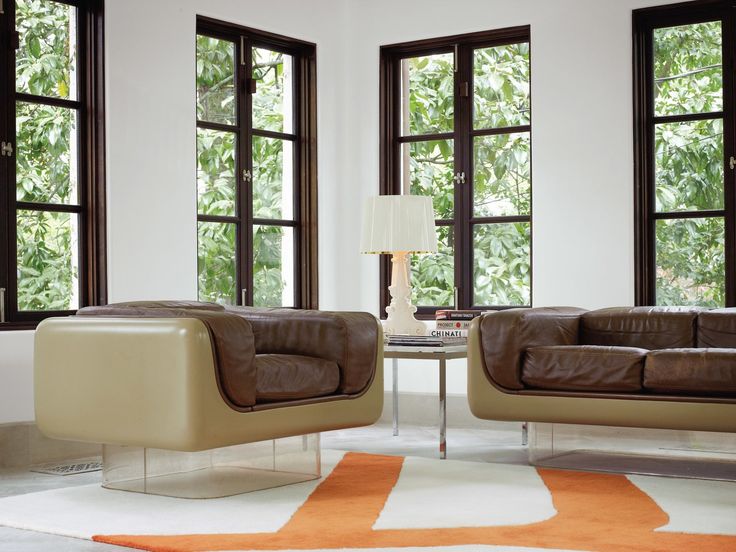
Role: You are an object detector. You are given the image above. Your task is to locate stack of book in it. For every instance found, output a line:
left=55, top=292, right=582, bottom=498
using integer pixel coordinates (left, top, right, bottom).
left=385, top=334, right=466, bottom=347
left=429, top=310, right=481, bottom=339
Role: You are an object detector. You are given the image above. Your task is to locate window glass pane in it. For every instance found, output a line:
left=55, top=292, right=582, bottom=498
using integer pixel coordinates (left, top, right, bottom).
left=401, top=140, right=454, bottom=220
left=473, top=222, right=530, bottom=306
left=197, top=128, right=236, bottom=216
left=197, top=222, right=237, bottom=305
left=474, top=132, right=530, bottom=217
left=655, top=217, right=725, bottom=307
left=16, top=0, right=77, bottom=99
left=17, top=210, right=79, bottom=311
left=473, top=42, right=529, bottom=129
left=253, top=225, right=294, bottom=307
left=16, top=102, right=78, bottom=205
left=400, top=53, right=454, bottom=136
left=655, top=119, right=723, bottom=212
left=411, top=225, right=454, bottom=307
left=196, top=36, right=236, bottom=125
left=252, top=48, right=293, bottom=133
left=253, top=136, right=294, bottom=220
left=654, top=22, right=722, bottom=117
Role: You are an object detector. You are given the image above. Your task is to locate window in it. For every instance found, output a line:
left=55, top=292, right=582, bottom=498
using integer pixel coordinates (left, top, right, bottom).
left=196, top=18, right=317, bottom=308
left=634, top=1, right=735, bottom=307
left=380, top=27, right=532, bottom=316
left=0, top=0, right=105, bottom=329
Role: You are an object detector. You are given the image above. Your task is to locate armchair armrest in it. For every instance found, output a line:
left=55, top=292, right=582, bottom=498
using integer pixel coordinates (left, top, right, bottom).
left=226, top=307, right=379, bottom=395
left=479, top=307, right=586, bottom=390
left=78, top=304, right=256, bottom=407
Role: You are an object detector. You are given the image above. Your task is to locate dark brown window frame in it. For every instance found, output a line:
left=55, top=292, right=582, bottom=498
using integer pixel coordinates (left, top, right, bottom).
left=196, top=16, right=318, bottom=309
left=379, top=26, right=532, bottom=319
left=633, top=0, right=736, bottom=307
left=0, top=0, right=106, bottom=331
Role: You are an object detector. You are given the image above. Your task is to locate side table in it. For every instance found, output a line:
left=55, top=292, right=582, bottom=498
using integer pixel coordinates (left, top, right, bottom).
left=384, top=344, right=467, bottom=459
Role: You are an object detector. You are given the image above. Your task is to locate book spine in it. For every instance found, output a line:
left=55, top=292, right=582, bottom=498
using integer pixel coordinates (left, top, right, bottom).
left=435, top=320, right=472, bottom=330
left=429, top=329, right=468, bottom=338
left=435, top=311, right=479, bottom=320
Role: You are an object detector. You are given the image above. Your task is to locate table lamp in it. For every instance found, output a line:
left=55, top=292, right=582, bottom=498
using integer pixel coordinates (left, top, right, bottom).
left=360, top=195, right=437, bottom=335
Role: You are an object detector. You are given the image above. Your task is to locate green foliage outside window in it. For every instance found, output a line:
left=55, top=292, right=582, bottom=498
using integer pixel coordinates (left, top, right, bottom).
left=196, top=37, right=293, bottom=306
left=15, top=0, right=79, bottom=311
left=404, top=45, right=532, bottom=307
left=653, top=22, right=726, bottom=307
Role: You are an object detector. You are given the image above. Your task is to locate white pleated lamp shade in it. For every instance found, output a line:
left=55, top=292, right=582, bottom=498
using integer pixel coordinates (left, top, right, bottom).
left=360, top=195, right=438, bottom=254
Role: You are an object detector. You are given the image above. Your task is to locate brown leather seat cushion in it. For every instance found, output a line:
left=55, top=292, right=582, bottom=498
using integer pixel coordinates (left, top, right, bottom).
left=698, top=308, right=736, bottom=348
left=226, top=307, right=377, bottom=395
left=644, top=349, right=736, bottom=395
left=522, top=345, right=646, bottom=392
left=255, top=354, right=340, bottom=402
left=580, top=307, right=702, bottom=349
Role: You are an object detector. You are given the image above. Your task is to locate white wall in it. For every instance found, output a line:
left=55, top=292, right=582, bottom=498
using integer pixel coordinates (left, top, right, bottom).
left=0, top=0, right=679, bottom=421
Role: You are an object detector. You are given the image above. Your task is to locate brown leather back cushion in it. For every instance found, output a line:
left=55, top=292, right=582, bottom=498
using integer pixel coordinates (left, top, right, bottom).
left=226, top=307, right=378, bottom=395
left=255, top=354, right=339, bottom=402
left=580, top=307, right=702, bottom=349
left=644, top=349, right=736, bottom=395
left=698, top=308, right=736, bottom=348
left=79, top=300, right=225, bottom=313
left=523, top=345, right=645, bottom=392
left=480, top=307, right=585, bottom=390
left=77, top=304, right=257, bottom=407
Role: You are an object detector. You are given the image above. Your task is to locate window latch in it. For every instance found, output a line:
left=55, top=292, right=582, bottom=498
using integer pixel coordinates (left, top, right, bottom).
left=0, top=288, right=5, bottom=324
left=730, top=156, right=736, bottom=170
left=241, top=289, right=247, bottom=305
left=453, top=171, right=466, bottom=184
left=0, top=141, right=13, bottom=157
left=242, top=169, right=251, bottom=182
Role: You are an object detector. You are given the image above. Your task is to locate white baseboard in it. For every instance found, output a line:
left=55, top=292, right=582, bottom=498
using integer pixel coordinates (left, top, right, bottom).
left=0, top=422, right=101, bottom=469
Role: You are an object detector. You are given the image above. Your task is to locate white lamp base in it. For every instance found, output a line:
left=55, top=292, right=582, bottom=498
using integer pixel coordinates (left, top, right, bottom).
left=384, top=251, right=427, bottom=336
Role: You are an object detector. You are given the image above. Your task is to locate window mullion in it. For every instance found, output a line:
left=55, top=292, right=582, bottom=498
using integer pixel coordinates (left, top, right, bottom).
left=0, top=0, right=10, bottom=323
left=456, top=41, right=473, bottom=310
left=239, top=35, right=253, bottom=306
left=723, top=8, right=736, bottom=306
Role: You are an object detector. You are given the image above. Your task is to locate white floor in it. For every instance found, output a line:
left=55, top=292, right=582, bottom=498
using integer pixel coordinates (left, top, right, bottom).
left=0, top=422, right=527, bottom=551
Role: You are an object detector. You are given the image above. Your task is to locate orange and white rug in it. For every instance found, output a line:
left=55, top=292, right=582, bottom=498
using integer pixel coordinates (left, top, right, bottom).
left=1, top=450, right=735, bottom=551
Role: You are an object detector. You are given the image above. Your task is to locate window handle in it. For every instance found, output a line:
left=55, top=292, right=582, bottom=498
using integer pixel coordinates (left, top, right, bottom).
left=0, top=288, right=5, bottom=323
left=730, top=156, right=735, bottom=170
left=241, top=288, right=247, bottom=305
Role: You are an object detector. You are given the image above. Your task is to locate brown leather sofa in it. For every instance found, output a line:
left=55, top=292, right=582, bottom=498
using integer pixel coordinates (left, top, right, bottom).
left=35, top=301, right=383, bottom=451
left=467, top=306, right=736, bottom=432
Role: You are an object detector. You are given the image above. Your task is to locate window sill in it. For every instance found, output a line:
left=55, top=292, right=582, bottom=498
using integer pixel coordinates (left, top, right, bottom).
left=0, top=321, right=39, bottom=331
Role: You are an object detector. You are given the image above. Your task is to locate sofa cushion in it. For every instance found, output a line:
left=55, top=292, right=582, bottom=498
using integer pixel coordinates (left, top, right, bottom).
left=480, top=307, right=586, bottom=390
left=227, top=307, right=378, bottom=395
left=698, top=308, right=736, bottom=348
left=255, top=354, right=340, bottom=402
left=580, top=307, right=702, bottom=349
left=644, top=349, right=736, bottom=395
left=78, top=300, right=224, bottom=313
left=522, top=345, right=646, bottom=392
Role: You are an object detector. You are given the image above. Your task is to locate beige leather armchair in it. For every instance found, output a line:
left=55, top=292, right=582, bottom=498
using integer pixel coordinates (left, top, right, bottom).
left=35, top=301, right=383, bottom=451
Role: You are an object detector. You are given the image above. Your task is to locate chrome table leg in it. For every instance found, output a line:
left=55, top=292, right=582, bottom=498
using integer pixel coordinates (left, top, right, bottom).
left=392, top=358, right=399, bottom=436
left=439, top=358, right=447, bottom=459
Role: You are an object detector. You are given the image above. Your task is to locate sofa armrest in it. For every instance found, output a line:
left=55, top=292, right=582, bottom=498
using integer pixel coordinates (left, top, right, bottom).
left=78, top=305, right=256, bottom=407
left=479, top=307, right=586, bottom=390
left=226, top=307, right=379, bottom=395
